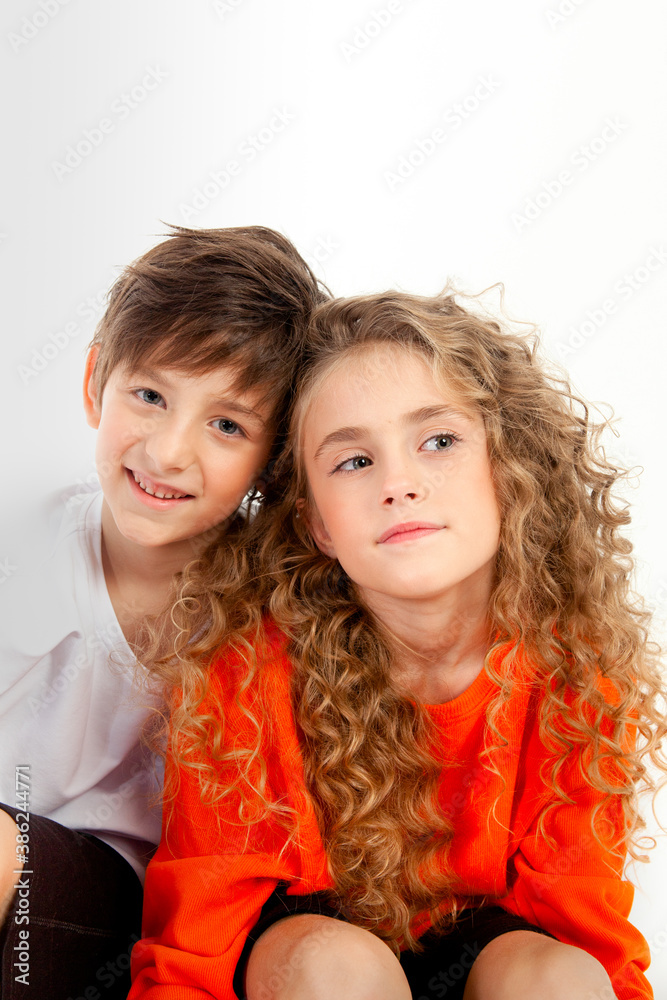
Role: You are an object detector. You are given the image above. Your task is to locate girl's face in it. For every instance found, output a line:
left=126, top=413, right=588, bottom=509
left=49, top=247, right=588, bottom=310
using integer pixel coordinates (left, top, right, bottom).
left=302, top=344, right=501, bottom=612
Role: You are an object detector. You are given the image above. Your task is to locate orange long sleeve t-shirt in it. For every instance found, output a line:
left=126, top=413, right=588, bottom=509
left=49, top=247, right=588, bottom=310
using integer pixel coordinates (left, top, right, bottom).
left=130, top=634, right=652, bottom=999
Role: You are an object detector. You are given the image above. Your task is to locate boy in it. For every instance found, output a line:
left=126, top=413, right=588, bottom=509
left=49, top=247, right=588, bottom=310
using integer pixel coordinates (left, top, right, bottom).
left=0, top=225, right=328, bottom=998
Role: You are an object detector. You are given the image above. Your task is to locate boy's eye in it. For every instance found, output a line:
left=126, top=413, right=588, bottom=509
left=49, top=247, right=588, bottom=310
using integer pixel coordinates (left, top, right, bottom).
left=212, top=418, right=244, bottom=437
left=135, top=388, right=165, bottom=407
left=422, top=433, right=458, bottom=452
left=336, top=455, right=372, bottom=473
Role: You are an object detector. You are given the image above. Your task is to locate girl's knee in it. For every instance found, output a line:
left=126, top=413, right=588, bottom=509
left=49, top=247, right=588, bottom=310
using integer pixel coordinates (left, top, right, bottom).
left=245, top=914, right=411, bottom=1000
left=464, top=930, right=612, bottom=1000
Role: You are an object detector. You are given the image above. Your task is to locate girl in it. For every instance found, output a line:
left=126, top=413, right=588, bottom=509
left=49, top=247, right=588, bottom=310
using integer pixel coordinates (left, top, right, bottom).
left=131, top=290, right=666, bottom=1000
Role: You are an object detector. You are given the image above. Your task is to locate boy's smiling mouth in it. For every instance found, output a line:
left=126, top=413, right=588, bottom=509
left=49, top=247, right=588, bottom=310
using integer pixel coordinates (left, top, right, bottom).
left=127, top=468, right=194, bottom=502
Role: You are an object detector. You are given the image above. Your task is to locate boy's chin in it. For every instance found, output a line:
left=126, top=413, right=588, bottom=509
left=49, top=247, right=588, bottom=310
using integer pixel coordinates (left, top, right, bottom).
left=102, top=496, right=232, bottom=554
left=116, top=525, right=191, bottom=550
left=109, top=513, right=194, bottom=550
left=124, top=518, right=231, bottom=551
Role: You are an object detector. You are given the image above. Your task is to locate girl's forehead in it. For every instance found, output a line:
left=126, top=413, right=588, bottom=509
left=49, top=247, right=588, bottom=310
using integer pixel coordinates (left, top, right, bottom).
left=313, top=342, right=473, bottom=412
left=331, top=339, right=422, bottom=371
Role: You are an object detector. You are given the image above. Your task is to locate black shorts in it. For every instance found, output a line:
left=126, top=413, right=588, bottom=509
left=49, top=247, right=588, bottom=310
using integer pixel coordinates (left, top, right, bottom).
left=0, top=803, right=145, bottom=1000
left=234, top=884, right=556, bottom=1000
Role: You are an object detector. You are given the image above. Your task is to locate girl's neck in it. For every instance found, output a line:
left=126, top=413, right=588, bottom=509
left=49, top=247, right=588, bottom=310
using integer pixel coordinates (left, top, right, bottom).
left=363, top=571, right=494, bottom=705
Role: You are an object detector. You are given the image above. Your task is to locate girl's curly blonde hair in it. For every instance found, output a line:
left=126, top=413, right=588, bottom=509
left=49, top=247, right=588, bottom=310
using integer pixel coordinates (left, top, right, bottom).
left=150, top=288, right=667, bottom=953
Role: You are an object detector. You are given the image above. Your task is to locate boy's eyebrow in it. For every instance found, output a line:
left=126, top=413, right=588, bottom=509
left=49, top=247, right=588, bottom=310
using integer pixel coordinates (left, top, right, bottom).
left=128, top=366, right=269, bottom=427
left=313, top=405, right=471, bottom=459
left=206, top=396, right=269, bottom=428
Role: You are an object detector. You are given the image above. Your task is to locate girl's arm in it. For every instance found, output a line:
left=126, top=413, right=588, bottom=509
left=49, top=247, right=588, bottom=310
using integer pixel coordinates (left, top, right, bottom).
left=500, top=780, right=652, bottom=1000
left=129, top=648, right=331, bottom=999
left=129, top=755, right=292, bottom=999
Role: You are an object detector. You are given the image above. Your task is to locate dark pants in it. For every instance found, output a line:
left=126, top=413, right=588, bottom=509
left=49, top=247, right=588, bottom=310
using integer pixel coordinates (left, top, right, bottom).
left=234, top=885, right=556, bottom=1000
left=0, top=804, right=143, bottom=1000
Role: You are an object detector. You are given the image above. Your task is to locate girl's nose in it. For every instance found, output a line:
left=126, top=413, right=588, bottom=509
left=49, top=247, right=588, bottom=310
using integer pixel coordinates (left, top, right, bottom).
left=379, top=459, right=423, bottom=506
left=382, top=488, right=419, bottom=506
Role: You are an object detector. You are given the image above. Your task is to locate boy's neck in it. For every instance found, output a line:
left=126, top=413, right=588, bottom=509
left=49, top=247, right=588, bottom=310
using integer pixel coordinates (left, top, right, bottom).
left=99, top=500, right=208, bottom=641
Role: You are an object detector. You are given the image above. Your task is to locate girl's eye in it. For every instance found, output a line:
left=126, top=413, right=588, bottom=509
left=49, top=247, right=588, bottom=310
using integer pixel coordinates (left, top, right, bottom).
left=212, top=418, right=244, bottom=437
left=335, top=455, right=373, bottom=473
left=135, top=388, right=164, bottom=407
left=422, top=433, right=459, bottom=452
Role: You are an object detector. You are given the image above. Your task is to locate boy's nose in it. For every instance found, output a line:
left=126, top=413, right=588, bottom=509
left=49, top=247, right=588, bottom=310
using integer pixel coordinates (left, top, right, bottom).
left=143, top=421, right=195, bottom=472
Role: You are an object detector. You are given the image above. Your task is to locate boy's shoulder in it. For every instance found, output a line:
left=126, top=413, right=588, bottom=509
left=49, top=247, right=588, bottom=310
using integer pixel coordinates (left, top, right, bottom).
left=0, top=481, right=111, bottom=660
left=2, top=480, right=102, bottom=580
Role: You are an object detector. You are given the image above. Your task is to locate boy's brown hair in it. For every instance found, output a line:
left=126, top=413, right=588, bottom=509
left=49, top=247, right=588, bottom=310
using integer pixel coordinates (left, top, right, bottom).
left=90, top=225, right=329, bottom=424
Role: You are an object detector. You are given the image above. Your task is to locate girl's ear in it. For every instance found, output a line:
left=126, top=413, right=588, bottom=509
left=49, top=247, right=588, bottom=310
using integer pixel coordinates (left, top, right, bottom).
left=297, top=499, right=337, bottom=559
left=83, top=347, right=101, bottom=429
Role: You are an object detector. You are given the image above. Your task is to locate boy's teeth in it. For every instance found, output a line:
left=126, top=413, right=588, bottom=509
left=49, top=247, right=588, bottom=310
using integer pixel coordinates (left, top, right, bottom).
left=132, top=472, right=188, bottom=500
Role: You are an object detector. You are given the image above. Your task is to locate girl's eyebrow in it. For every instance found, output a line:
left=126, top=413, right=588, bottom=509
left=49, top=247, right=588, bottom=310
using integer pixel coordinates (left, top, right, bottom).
left=408, top=404, right=471, bottom=424
left=313, top=405, right=471, bottom=459
left=314, top=426, right=364, bottom=459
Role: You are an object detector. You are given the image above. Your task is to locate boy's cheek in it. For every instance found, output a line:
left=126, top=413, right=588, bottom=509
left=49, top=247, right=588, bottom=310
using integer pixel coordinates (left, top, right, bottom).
left=94, top=445, right=127, bottom=484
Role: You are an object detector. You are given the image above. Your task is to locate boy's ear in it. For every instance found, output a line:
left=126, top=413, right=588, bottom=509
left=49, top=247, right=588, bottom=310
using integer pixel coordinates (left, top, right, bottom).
left=83, top=347, right=101, bottom=429
left=254, top=458, right=276, bottom=498
left=298, top=499, right=337, bottom=559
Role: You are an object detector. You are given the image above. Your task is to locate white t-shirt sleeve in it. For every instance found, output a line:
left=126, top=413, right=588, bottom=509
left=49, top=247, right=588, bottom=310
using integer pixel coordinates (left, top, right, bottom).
left=0, top=486, right=163, bottom=879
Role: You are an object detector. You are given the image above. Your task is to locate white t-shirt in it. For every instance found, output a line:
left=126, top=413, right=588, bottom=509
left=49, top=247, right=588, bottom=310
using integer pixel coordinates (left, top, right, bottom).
left=0, top=485, right=163, bottom=879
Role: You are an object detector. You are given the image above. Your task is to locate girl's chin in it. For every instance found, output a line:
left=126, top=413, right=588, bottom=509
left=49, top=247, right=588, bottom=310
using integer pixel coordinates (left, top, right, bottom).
left=358, top=582, right=458, bottom=605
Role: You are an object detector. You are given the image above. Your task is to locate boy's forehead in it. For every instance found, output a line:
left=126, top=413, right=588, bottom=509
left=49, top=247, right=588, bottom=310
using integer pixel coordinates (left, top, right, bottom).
left=119, top=359, right=257, bottom=391
left=115, top=361, right=276, bottom=417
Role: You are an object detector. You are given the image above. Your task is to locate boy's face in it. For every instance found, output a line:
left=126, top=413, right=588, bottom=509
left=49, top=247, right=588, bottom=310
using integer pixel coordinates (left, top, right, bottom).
left=84, top=352, right=275, bottom=550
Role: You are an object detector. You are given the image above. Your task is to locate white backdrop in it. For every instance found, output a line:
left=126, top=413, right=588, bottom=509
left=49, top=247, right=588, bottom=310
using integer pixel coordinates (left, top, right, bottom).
left=1, top=0, right=666, bottom=991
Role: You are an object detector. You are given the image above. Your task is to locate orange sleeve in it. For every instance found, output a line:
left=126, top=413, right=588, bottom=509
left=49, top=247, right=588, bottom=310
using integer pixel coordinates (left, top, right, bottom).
left=499, top=782, right=652, bottom=1000
left=129, top=755, right=300, bottom=999
left=129, top=644, right=331, bottom=999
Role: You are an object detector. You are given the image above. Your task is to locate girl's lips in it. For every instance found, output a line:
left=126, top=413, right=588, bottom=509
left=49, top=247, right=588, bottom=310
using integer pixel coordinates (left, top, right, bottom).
left=125, top=468, right=194, bottom=509
left=377, top=522, right=443, bottom=544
